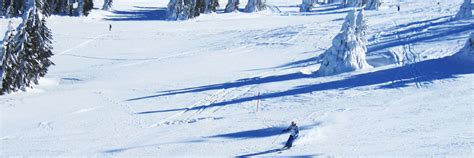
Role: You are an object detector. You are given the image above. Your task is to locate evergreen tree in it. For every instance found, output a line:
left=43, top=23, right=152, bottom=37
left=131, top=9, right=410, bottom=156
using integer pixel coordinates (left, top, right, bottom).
left=1, top=5, right=54, bottom=94
left=168, top=0, right=198, bottom=20
left=300, top=0, right=314, bottom=12
left=2, top=0, right=92, bottom=17
left=208, top=0, right=219, bottom=12
left=1, top=21, right=20, bottom=94
left=317, top=9, right=372, bottom=76
left=455, top=0, right=472, bottom=20
left=225, top=0, right=239, bottom=13
left=83, top=0, right=93, bottom=16
left=365, top=0, right=381, bottom=10
left=245, top=0, right=266, bottom=13
left=102, top=0, right=112, bottom=10
left=356, top=9, right=368, bottom=48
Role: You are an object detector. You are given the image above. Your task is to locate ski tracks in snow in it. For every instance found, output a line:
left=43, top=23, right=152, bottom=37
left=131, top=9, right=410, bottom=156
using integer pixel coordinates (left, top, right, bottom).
left=151, top=70, right=278, bottom=127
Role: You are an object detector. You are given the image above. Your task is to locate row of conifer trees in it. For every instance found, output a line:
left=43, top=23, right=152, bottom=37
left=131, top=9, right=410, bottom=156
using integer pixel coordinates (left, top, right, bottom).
left=0, top=0, right=113, bottom=17
left=168, top=0, right=267, bottom=20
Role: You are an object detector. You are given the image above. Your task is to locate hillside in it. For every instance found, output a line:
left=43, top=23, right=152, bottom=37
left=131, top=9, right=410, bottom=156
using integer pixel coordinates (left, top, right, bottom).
left=1, top=0, right=473, bottom=157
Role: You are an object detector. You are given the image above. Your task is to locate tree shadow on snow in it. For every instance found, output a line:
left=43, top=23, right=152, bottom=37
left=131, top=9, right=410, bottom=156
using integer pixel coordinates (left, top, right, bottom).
left=131, top=57, right=473, bottom=114
left=238, top=151, right=321, bottom=158
left=368, top=16, right=474, bottom=53
left=128, top=72, right=311, bottom=103
left=104, top=6, right=168, bottom=21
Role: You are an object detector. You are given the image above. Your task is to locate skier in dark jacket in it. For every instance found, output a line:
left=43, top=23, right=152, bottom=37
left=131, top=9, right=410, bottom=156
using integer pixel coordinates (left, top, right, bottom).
left=282, top=121, right=299, bottom=149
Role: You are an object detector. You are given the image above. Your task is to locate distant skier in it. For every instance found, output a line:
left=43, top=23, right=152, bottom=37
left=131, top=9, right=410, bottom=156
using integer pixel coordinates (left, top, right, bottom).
left=397, top=5, right=400, bottom=12
left=109, top=24, right=112, bottom=31
left=281, top=121, right=299, bottom=150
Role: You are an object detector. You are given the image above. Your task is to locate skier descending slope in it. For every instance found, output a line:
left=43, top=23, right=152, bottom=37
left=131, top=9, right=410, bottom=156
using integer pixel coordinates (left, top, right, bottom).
left=281, top=121, right=299, bottom=150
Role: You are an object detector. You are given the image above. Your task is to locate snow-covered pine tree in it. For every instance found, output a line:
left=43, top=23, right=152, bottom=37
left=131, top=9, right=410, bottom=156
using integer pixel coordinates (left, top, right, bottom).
left=35, top=9, right=54, bottom=78
left=0, top=0, right=4, bottom=17
left=102, top=0, right=113, bottom=10
left=202, top=0, right=218, bottom=13
left=341, top=0, right=363, bottom=7
left=451, top=33, right=474, bottom=63
left=83, top=0, right=93, bottom=16
left=225, top=0, right=239, bottom=13
left=245, top=0, right=266, bottom=13
left=1, top=4, right=54, bottom=94
left=1, top=21, right=20, bottom=94
left=356, top=9, right=368, bottom=48
left=300, top=0, right=314, bottom=12
left=167, top=0, right=198, bottom=20
left=78, top=0, right=84, bottom=16
left=167, top=0, right=180, bottom=20
left=365, top=0, right=381, bottom=10
left=317, top=9, right=372, bottom=76
left=209, top=0, right=219, bottom=12
left=455, top=0, right=472, bottom=20
left=2, top=0, right=21, bottom=17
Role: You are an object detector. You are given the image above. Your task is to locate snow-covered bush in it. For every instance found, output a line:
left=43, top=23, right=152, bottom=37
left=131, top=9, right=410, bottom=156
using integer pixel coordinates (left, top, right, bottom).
left=225, top=0, right=240, bottom=12
left=365, top=0, right=381, bottom=10
left=451, top=33, right=474, bottom=63
left=245, top=0, right=266, bottom=13
left=317, top=9, right=372, bottom=76
left=455, top=0, right=472, bottom=20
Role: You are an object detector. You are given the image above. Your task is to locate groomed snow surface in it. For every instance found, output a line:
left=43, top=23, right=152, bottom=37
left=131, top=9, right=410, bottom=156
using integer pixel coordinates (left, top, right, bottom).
left=1, top=0, right=473, bottom=157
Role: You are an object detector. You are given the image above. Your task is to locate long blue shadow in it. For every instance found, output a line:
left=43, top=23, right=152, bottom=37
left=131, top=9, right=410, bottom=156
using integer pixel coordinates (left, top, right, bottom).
left=368, top=16, right=474, bottom=53
left=209, top=123, right=320, bottom=139
left=237, top=149, right=282, bottom=157
left=127, top=72, right=311, bottom=102
left=134, top=57, right=474, bottom=114
left=105, top=7, right=168, bottom=21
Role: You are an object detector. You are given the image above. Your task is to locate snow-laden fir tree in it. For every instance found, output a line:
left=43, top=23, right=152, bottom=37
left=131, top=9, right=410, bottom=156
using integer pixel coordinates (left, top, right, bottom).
left=203, top=0, right=218, bottom=13
left=245, top=0, right=266, bottom=13
left=356, top=9, right=368, bottom=47
left=341, top=0, right=364, bottom=7
left=365, top=0, right=381, bottom=10
left=300, top=0, right=315, bottom=12
left=2, top=0, right=94, bottom=17
left=317, top=9, right=372, bottom=76
left=225, top=0, right=239, bottom=13
left=195, top=0, right=218, bottom=14
left=1, top=0, right=23, bottom=17
left=102, top=0, right=113, bottom=10
left=451, top=33, right=474, bottom=63
left=0, top=0, right=4, bottom=17
left=168, top=0, right=198, bottom=20
left=455, top=0, right=472, bottom=20
left=1, top=21, right=19, bottom=94
left=1, top=4, right=54, bottom=94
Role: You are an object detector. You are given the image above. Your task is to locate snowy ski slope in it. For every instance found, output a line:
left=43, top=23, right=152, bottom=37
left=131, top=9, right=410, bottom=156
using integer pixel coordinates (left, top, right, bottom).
left=0, top=0, right=473, bottom=157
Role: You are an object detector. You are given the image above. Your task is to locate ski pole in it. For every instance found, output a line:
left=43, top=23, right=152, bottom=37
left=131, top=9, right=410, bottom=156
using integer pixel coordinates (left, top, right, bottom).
left=272, top=131, right=283, bottom=144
